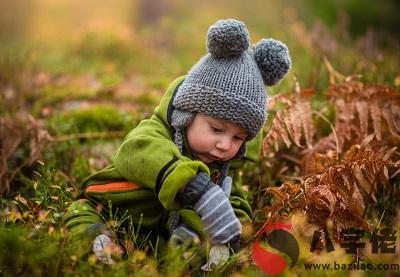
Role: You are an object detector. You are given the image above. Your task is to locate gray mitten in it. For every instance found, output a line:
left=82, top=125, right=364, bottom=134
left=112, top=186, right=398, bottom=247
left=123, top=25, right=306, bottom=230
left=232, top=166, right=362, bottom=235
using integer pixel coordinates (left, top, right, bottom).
left=93, top=234, right=114, bottom=265
left=182, top=172, right=241, bottom=244
left=170, top=223, right=200, bottom=248
left=220, top=176, right=232, bottom=197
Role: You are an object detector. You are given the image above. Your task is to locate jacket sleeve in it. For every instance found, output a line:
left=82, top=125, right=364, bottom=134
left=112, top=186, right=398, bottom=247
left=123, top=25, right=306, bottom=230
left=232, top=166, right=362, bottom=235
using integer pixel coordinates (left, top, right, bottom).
left=111, top=115, right=209, bottom=211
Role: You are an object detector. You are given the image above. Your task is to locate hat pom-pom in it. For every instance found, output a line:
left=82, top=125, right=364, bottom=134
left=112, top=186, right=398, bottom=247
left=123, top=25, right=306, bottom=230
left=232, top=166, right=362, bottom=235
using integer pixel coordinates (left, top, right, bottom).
left=207, top=19, right=249, bottom=58
left=253, top=38, right=291, bottom=86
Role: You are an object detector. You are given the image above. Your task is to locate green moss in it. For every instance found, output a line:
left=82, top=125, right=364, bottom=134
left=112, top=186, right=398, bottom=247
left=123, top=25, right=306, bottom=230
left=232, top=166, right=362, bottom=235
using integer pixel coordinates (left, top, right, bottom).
left=132, top=91, right=161, bottom=106
left=70, top=154, right=90, bottom=184
left=0, top=225, right=61, bottom=276
left=49, top=105, right=139, bottom=135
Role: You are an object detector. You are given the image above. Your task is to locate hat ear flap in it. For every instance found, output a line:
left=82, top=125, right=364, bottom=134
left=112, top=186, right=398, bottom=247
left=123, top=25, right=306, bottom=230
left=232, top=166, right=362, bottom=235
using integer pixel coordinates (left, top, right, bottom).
left=170, top=109, right=196, bottom=152
left=253, top=38, right=291, bottom=86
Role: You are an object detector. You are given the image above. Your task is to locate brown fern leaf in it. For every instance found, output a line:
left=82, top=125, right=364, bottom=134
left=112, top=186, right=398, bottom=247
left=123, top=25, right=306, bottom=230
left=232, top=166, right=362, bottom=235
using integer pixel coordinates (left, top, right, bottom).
left=382, top=108, right=400, bottom=140
left=294, top=146, right=398, bottom=232
left=299, top=101, right=314, bottom=149
left=335, top=99, right=355, bottom=148
left=355, top=100, right=369, bottom=138
left=391, top=106, right=400, bottom=133
left=262, top=187, right=286, bottom=218
left=303, top=151, right=337, bottom=175
left=352, top=164, right=375, bottom=201
left=0, top=115, right=52, bottom=195
left=263, top=88, right=315, bottom=156
left=328, top=79, right=400, bottom=145
left=304, top=172, right=337, bottom=228
left=261, top=77, right=400, bottom=240
left=305, top=164, right=370, bottom=232
left=262, top=166, right=371, bottom=232
left=345, top=135, right=398, bottom=163
left=263, top=117, right=282, bottom=154
left=276, top=114, right=292, bottom=148
left=342, top=139, right=399, bottom=200
left=267, top=93, right=291, bottom=110
left=306, top=185, right=334, bottom=227
left=343, top=144, right=371, bottom=162
left=262, top=181, right=305, bottom=221
left=382, top=146, right=397, bottom=161
left=26, top=115, right=53, bottom=165
left=369, top=103, right=382, bottom=141
left=288, top=105, right=303, bottom=147
left=0, top=118, right=24, bottom=194
left=301, top=134, right=338, bottom=175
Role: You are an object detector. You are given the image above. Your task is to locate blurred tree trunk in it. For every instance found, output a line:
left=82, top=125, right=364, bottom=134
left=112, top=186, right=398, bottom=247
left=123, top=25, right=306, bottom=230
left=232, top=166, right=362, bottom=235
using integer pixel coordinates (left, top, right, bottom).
left=136, top=0, right=170, bottom=27
left=132, top=0, right=176, bottom=49
left=0, top=0, right=33, bottom=42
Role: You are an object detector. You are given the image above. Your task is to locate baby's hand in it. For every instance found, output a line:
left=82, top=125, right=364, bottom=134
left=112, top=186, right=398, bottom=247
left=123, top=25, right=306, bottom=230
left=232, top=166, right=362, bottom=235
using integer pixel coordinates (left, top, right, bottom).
left=92, top=234, right=122, bottom=264
left=201, top=244, right=230, bottom=271
left=181, top=172, right=242, bottom=245
left=201, top=236, right=240, bottom=271
left=170, top=223, right=200, bottom=248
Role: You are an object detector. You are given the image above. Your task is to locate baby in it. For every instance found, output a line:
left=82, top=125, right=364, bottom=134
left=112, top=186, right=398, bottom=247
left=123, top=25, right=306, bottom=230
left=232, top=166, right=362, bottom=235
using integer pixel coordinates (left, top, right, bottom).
left=64, top=18, right=291, bottom=267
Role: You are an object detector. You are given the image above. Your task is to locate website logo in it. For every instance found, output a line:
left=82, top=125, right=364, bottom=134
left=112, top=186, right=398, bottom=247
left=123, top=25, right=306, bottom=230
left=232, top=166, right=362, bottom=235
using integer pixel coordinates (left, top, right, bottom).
left=252, top=221, right=299, bottom=275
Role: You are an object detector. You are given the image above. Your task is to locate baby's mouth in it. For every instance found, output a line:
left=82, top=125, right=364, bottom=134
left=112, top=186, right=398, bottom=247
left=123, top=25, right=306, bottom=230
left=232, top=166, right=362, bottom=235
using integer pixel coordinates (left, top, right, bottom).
left=195, top=152, right=224, bottom=164
left=206, top=153, right=223, bottom=161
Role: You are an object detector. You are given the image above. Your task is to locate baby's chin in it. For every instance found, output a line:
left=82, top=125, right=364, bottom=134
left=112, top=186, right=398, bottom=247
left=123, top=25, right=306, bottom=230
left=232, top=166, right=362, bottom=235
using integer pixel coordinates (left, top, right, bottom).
left=197, top=154, right=214, bottom=164
left=196, top=153, right=230, bottom=164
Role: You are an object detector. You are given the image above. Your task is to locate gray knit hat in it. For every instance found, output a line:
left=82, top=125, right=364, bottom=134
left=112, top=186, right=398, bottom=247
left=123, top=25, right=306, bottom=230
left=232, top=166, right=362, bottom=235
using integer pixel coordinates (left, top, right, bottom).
left=172, top=19, right=291, bottom=143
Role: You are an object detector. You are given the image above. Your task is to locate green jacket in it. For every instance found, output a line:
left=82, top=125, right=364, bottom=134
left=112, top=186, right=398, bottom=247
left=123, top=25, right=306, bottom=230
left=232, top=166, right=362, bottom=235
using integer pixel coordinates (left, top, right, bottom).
left=64, top=76, right=261, bottom=241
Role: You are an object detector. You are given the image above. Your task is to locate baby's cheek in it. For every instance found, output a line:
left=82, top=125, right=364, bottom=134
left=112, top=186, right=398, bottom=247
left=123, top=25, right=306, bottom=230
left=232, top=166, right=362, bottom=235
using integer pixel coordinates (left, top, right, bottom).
left=232, top=143, right=244, bottom=156
left=189, top=134, right=210, bottom=152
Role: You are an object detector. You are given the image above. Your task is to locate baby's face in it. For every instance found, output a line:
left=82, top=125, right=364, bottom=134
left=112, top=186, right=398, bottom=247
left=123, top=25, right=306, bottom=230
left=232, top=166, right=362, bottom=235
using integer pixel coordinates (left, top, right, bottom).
left=186, top=114, right=248, bottom=164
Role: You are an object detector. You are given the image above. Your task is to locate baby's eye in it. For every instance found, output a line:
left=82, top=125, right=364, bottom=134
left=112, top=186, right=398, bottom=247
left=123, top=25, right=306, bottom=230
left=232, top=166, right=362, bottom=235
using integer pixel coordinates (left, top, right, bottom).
left=210, top=125, right=223, bottom=133
left=234, top=136, right=246, bottom=141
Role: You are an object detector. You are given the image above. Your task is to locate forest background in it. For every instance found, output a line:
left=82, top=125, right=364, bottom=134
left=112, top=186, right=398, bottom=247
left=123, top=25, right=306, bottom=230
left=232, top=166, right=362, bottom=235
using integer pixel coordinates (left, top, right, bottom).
left=0, top=0, right=399, bottom=276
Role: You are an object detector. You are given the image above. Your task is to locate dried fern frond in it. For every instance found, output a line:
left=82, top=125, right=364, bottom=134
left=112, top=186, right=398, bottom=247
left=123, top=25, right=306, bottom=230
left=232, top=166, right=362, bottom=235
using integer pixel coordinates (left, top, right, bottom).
left=328, top=78, right=400, bottom=150
left=0, top=118, right=24, bottom=194
left=263, top=181, right=305, bottom=219
left=254, top=181, right=305, bottom=238
left=0, top=115, right=53, bottom=195
left=263, top=86, right=315, bottom=155
left=304, top=165, right=371, bottom=232
left=261, top=139, right=399, bottom=236
left=260, top=61, right=400, bottom=242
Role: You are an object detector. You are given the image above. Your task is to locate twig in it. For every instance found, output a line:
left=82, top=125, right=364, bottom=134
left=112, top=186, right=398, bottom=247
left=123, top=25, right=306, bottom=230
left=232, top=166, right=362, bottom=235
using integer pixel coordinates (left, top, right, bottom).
left=323, top=56, right=345, bottom=84
left=52, top=131, right=126, bottom=142
left=312, top=110, right=340, bottom=160
left=279, top=153, right=301, bottom=165
left=8, top=157, right=33, bottom=185
left=370, top=209, right=386, bottom=239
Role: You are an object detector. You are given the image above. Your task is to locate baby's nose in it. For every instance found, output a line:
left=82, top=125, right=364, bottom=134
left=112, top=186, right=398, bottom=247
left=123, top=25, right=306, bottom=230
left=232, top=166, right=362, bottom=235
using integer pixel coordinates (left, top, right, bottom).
left=216, top=136, right=232, bottom=151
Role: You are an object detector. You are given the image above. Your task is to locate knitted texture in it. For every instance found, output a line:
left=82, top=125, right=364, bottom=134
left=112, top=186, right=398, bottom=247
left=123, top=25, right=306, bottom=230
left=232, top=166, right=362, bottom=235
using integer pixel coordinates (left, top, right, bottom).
left=173, top=19, right=291, bottom=139
left=253, top=38, right=292, bottom=86
left=170, top=109, right=196, bottom=151
left=170, top=223, right=200, bottom=248
left=220, top=175, right=232, bottom=197
left=181, top=172, right=214, bottom=205
left=194, top=185, right=242, bottom=244
left=181, top=172, right=233, bottom=205
left=207, top=19, right=249, bottom=58
left=174, top=51, right=266, bottom=139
